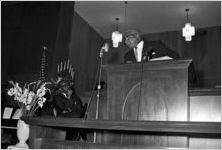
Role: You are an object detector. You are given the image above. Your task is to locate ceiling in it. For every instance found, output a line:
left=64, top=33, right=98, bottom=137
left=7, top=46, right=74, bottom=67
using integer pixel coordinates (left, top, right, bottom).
left=75, top=1, right=221, bottom=39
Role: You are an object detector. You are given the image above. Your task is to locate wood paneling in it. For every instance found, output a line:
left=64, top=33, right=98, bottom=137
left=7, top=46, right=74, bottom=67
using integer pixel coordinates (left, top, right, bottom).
left=51, top=2, right=75, bottom=76
left=143, top=27, right=221, bottom=88
left=103, top=60, right=191, bottom=121
left=79, top=87, right=221, bottom=147
left=1, top=2, right=73, bottom=84
left=22, top=117, right=221, bottom=134
left=69, top=12, right=104, bottom=94
left=2, top=2, right=220, bottom=92
left=2, top=2, right=105, bottom=95
left=190, top=96, right=221, bottom=122
left=189, top=88, right=221, bottom=96
left=189, top=138, right=221, bottom=149
left=31, top=137, right=221, bottom=149
left=101, top=59, right=191, bottom=146
left=188, top=91, right=221, bottom=149
left=103, top=27, right=221, bottom=89
left=33, top=137, right=192, bottom=149
left=29, top=125, right=66, bottom=148
left=22, top=116, right=221, bottom=149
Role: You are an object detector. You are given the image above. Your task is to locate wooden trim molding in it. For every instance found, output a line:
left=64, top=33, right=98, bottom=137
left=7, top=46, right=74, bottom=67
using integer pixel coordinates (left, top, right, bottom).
left=103, top=59, right=192, bottom=72
left=189, top=88, right=221, bottom=96
left=22, top=117, right=220, bottom=134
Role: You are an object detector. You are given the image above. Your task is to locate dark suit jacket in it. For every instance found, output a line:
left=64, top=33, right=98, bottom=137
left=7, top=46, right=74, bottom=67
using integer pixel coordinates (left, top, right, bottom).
left=124, top=40, right=180, bottom=63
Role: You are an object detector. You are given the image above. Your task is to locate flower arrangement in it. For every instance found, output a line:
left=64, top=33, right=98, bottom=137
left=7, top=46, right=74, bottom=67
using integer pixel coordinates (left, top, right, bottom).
left=7, top=80, right=51, bottom=117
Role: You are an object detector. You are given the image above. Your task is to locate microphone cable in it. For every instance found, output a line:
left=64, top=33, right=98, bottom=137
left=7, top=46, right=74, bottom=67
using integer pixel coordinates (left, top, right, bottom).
left=136, top=49, right=153, bottom=120
left=136, top=60, right=144, bottom=120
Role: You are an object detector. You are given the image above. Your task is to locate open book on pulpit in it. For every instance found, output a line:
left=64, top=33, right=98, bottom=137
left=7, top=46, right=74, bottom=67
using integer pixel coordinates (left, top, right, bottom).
left=150, top=56, right=173, bottom=61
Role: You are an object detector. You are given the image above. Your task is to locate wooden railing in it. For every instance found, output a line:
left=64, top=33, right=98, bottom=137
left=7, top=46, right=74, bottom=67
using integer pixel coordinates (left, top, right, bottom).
left=22, top=117, right=220, bottom=134
left=22, top=117, right=221, bottom=149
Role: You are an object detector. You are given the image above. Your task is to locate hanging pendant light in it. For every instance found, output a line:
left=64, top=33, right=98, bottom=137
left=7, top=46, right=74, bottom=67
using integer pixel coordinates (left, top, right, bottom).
left=112, top=17, right=122, bottom=48
left=182, top=8, right=195, bottom=41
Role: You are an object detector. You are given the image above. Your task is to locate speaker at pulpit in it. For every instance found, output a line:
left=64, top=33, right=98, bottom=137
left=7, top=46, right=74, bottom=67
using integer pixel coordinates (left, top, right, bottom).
left=101, top=59, right=192, bottom=146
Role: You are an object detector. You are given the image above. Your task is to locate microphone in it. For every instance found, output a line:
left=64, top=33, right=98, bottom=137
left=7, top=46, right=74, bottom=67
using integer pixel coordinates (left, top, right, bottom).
left=100, top=42, right=109, bottom=57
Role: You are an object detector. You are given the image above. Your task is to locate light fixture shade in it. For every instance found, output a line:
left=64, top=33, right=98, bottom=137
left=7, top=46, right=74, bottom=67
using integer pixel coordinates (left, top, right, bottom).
left=182, top=22, right=195, bottom=41
left=185, top=35, right=192, bottom=41
left=112, top=31, right=122, bottom=48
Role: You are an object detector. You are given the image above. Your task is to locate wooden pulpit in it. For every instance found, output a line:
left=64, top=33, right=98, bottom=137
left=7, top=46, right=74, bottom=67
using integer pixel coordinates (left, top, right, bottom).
left=101, top=59, right=192, bottom=146
left=21, top=59, right=220, bottom=149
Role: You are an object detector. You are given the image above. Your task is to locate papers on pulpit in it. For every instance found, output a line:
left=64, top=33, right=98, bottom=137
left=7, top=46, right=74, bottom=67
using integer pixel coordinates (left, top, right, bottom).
left=12, top=109, right=22, bottom=119
left=150, top=56, right=173, bottom=61
left=3, top=107, right=13, bottom=119
left=3, top=107, right=22, bottom=119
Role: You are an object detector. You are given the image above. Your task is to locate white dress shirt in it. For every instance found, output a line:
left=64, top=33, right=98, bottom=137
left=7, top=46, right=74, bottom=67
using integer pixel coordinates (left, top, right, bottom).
left=134, top=41, right=144, bottom=62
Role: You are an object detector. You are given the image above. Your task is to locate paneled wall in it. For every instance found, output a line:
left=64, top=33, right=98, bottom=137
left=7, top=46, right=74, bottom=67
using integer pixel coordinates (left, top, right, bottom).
left=103, top=26, right=221, bottom=88
left=51, top=2, right=75, bottom=77
left=69, top=12, right=104, bottom=94
left=1, top=2, right=74, bottom=85
left=1, top=2, right=105, bottom=95
left=143, top=26, right=221, bottom=88
left=2, top=1, right=220, bottom=92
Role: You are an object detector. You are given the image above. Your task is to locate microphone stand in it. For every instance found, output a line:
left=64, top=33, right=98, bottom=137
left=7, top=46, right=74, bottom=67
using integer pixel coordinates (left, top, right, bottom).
left=93, top=48, right=104, bottom=143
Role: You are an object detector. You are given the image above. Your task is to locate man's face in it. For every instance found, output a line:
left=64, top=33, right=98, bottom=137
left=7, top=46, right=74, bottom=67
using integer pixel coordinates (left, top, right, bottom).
left=125, top=34, right=140, bottom=49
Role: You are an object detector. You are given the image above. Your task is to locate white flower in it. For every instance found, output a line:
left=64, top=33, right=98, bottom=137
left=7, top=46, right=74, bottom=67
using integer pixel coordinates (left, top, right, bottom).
left=26, top=105, right=31, bottom=110
left=15, top=82, right=22, bottom=93
left=37, top=97, right=46, bottom=108
left=7, top=80, right=51, bottom=116
left=18, top=89, right=29, bottom=104
left=27, top=91, right=35, bottom=104
left=7, top=88, right=15, bottom=96
left=23, top=88, right=29, bottom=96
left=36, top=84, right=46, bottom=98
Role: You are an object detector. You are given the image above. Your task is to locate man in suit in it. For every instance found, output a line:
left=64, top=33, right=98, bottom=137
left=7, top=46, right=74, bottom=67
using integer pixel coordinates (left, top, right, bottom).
left=123, top=30, right=198, bottom=86
left=124, top=29, right=179, bottom=63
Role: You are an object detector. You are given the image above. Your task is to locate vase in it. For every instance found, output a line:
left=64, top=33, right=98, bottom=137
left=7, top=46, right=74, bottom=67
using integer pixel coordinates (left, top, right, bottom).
left=15, top=119, right=29, bottom=148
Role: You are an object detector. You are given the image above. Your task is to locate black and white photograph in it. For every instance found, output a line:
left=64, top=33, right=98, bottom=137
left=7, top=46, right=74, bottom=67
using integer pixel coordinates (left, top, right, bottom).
left=1, top=1, right=221, bottom=149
